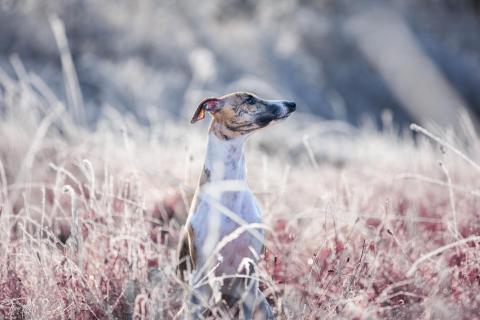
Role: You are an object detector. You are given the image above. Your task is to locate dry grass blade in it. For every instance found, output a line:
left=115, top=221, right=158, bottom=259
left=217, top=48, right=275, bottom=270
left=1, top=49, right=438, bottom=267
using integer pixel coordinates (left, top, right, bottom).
left=49, top=15, right=85, bottom=126
left=407, top=235, right=480, bottom=277
left=410, top=123, right=480, bottom=172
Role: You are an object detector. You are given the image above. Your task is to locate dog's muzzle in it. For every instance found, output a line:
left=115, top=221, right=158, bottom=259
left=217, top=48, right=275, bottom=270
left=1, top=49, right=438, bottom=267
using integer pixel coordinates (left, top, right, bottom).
left=285, top=101, right=296, bottom=113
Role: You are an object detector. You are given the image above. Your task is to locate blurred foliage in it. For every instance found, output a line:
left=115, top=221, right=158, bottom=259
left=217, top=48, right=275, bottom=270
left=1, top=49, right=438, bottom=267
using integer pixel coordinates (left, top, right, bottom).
left=0, top=0, right=479, bottom=129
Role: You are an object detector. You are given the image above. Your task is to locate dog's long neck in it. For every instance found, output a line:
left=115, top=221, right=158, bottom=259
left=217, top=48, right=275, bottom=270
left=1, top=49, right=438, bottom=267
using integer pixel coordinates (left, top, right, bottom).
left=200, top=123, right=247, bottom=185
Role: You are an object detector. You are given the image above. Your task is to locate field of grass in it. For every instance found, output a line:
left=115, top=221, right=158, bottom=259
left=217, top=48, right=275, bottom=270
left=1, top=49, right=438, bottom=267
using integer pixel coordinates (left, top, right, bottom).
left=1, top=57, right=480, bottom=320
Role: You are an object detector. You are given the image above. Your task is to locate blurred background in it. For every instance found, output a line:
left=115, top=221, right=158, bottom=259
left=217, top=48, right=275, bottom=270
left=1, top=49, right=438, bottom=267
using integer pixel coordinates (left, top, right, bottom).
left=1, top=0, right=479, bottom=131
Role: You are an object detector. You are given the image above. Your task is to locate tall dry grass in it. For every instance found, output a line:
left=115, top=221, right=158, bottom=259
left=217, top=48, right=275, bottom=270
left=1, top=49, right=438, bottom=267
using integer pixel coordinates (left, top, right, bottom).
left=1, top=34, right=480, bottom=319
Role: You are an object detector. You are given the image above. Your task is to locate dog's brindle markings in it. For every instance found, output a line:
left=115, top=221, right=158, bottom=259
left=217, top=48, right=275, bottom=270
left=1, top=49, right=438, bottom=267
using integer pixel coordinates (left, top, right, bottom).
left=176, top=92, right=295, bottom=320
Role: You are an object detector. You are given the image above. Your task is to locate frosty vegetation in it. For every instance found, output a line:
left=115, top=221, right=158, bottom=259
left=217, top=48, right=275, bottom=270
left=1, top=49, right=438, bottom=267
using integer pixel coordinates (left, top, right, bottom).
left=1, top=1, right=480, bottom=319
left=2, top=58, right=480, bottom=319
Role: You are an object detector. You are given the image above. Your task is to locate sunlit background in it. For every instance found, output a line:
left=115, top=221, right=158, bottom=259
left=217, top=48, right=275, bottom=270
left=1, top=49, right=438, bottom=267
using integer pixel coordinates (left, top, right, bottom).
left=1, top=0, right=479, bottom=130
left=1, top=1, right=480, bottom=319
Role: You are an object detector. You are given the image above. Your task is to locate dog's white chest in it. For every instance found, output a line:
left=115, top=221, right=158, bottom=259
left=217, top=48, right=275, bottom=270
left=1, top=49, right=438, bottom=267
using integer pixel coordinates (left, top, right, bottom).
left=190, top=189, right=264, bottom=276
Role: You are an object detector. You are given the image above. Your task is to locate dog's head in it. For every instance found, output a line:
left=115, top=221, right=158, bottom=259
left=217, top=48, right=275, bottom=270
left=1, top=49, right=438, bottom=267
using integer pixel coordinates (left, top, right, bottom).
left=191, top=92, right=295, bottom=139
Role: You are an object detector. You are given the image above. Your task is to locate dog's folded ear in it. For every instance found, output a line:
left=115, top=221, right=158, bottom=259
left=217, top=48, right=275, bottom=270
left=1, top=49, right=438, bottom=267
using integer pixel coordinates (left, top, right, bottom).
left=191, top=97, right=224, bottom=124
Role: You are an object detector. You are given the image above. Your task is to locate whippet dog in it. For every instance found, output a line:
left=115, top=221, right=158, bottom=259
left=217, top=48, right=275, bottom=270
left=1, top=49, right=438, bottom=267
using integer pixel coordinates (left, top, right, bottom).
left=176, top=92, right=296, bottom=319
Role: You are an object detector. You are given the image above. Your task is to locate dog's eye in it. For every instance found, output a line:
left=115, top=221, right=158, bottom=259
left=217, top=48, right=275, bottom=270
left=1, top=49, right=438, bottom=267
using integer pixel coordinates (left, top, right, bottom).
left=245, top=96, right=255, bottom=105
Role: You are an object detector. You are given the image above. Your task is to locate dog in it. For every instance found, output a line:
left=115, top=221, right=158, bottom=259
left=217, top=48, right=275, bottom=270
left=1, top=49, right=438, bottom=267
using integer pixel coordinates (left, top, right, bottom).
left=175, top=92, right=295, bottom=319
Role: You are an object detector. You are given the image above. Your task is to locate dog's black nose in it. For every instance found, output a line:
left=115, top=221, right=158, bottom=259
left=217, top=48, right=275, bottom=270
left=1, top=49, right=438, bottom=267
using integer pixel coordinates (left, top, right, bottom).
left=285, top=101, right=296, bottom=112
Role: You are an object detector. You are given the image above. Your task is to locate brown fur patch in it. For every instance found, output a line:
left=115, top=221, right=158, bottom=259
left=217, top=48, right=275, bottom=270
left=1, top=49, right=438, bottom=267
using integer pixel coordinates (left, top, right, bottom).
left=192, top=92, right=283, bottom=140
left=213, top=102, right=238, bottom=123
left=207, top=92, right=272, bottom=140
left=176, top=223, right=196, bottom=282
left=209, top=121, right=244, bottom=140
left=199, top=166, right=211, bottom=186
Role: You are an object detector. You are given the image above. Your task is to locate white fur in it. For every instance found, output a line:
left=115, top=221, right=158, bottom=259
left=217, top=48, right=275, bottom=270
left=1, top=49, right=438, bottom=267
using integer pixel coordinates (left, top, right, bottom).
left=189, top=132, right=264, bottom=281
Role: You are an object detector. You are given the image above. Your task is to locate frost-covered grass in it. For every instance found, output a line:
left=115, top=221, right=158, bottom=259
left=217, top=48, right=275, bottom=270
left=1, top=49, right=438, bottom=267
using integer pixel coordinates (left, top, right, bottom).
left=1, top=62, right=480, bottom=320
